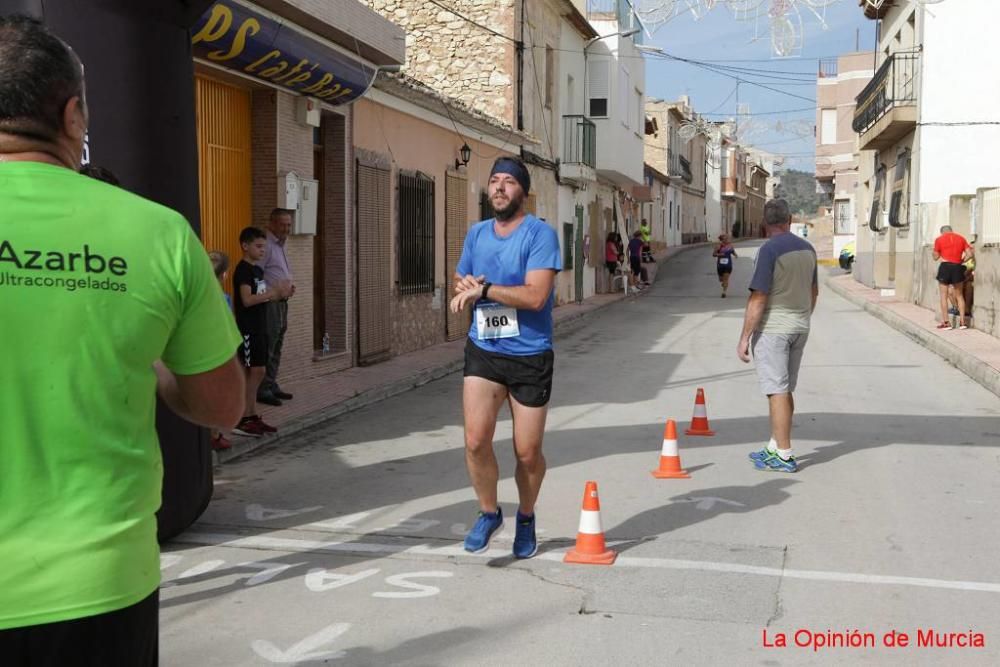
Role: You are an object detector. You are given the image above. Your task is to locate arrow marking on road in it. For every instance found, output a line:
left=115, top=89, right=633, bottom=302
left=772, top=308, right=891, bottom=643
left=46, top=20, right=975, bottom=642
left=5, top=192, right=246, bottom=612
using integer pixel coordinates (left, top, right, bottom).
left=672, top=496, right=746, bottom=511
left=245, top=504, right=323, bottom=522
left=251, top=623, right=351, bottom=663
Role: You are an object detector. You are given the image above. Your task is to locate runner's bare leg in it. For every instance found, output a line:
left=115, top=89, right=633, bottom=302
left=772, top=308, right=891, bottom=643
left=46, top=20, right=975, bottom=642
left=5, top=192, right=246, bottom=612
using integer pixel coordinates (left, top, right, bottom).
left=463, top=377, right=508, bottom=513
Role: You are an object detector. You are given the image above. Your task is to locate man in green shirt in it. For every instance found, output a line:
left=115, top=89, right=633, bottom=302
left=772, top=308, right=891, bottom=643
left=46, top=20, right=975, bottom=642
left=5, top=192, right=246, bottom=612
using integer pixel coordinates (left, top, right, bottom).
left=0, top=16, right=244, bottom=664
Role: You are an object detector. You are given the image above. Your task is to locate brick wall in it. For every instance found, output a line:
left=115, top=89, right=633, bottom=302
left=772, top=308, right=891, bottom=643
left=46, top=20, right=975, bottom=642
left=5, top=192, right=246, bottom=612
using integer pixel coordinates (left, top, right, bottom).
left=322, top=110, right=353, bottom=367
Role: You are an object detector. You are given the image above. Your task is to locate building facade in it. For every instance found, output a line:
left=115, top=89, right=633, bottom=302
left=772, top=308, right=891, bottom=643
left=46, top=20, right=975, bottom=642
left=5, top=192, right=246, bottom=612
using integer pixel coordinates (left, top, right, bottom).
left=815, top=52, right=874, bottom=258
left=190, top=0, right=405, bottom=381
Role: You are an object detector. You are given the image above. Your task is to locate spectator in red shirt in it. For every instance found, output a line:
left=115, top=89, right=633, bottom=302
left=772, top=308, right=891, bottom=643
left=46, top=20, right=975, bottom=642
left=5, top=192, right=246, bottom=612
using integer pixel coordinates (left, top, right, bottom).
left=932, top=225, right=973, bottom=330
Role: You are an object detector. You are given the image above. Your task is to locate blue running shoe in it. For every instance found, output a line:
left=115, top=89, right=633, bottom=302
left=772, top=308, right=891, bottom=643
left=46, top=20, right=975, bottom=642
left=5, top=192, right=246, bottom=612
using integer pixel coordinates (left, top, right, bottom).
left=752, top=450, right=798, bottom=473
left=748, top=447, right=770, bottom=462
left=464, top=507, right=503, bottom=553
left=513, top=511, right=537, bottom=559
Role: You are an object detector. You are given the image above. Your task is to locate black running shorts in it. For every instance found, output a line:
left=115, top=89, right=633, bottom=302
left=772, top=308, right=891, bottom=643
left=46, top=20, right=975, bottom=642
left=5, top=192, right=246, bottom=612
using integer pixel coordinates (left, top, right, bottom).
left=936, top=261, right=966, bottom=285
left=464, top=339, right=554, bottom=407
left=238, top=331, right=268, bottom=368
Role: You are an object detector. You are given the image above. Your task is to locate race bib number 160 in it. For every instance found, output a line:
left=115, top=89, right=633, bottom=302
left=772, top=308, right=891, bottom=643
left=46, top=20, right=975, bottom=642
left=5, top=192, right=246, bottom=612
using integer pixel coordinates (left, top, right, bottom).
left=476, top=304, right=520, bottom=340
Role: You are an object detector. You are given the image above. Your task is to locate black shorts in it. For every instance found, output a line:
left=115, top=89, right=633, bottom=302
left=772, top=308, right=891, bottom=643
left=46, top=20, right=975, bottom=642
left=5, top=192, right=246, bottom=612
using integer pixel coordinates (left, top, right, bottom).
left=717, top=264, right=733, bottom=276
left=0, top=590, right=158, bottom=666
left=238, top=331, right=268, bottom=368
left=606, top=260, right=618, bottom=275
left=464, top=339, right=554, bottom=407
left=937, top=262, right=966, bottom=285
left=630, top=258, right=641, bottom=276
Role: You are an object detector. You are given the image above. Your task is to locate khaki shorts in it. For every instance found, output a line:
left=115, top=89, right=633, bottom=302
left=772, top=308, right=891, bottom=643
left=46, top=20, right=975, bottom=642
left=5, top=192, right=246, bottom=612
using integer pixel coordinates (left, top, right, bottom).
left=751, top=332, right=809, bottom=395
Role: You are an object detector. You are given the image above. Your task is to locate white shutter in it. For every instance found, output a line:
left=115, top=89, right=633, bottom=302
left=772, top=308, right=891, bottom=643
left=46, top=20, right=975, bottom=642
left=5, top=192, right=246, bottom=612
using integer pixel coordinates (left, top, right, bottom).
left=588, top=59, right=609, bottom=116
left=620, top=65, right=630, bottom=128
left=821, top=108, right=837, bottom=145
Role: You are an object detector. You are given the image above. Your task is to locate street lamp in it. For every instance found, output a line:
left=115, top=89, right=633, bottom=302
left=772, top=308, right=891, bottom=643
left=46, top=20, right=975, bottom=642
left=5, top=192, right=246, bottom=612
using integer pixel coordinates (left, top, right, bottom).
left=584, top=27, right=640, bottom=49
left=455, top=143, right=471, bottom=170
left=635, top=44, right=663, bottom=54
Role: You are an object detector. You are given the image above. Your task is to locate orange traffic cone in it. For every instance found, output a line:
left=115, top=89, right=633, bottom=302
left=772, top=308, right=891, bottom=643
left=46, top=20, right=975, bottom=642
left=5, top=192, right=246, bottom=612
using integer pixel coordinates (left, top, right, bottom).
left=564, top=481, right=617, bottom=565
left=652, top=419, right=690, bottom=478
left=685, top=387, right=716, bottom=436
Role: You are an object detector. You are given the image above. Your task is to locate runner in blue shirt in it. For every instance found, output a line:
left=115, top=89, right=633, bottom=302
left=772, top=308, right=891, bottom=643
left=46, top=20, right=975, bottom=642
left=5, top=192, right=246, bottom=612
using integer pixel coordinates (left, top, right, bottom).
left=713, top=233, right=738, bottom=298
left=450, top=156, right=561, bottom=559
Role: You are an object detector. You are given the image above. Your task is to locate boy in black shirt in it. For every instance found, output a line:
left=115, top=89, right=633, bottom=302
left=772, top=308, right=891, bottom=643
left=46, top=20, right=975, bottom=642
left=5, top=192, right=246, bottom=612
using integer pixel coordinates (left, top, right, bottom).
left=233, top=227, right=289, bottom=436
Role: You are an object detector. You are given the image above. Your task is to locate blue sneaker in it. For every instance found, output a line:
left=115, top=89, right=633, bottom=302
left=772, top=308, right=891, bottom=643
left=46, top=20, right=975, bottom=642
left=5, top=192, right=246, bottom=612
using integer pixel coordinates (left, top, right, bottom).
left=463, top=507, right=503, bottom=553
left=752, top=450, right=798, bottom=473
left=513, top=512, right=537, bottom=559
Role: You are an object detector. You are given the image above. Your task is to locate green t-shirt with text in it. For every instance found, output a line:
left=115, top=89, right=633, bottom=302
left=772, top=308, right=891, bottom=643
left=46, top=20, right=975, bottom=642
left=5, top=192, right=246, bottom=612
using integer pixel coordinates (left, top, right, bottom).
left=0, top=162, right=241, bottom=629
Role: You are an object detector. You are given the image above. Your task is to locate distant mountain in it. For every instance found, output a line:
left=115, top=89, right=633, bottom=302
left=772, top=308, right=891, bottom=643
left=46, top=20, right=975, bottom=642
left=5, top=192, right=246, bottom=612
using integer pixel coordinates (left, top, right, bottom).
left=773, top=169, right=825, bottom=216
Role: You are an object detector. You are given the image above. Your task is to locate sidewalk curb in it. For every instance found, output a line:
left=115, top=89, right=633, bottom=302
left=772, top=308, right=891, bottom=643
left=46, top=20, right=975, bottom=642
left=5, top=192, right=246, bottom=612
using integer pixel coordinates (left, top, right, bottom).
left=218, top=244, right=708, bottom=463
left=825, top=276, right=1000, bottom=400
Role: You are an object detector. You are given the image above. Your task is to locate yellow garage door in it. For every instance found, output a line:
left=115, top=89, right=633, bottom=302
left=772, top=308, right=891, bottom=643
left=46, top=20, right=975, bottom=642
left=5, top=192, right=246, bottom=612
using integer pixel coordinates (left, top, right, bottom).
left=195, top=75, right=252, bottom=294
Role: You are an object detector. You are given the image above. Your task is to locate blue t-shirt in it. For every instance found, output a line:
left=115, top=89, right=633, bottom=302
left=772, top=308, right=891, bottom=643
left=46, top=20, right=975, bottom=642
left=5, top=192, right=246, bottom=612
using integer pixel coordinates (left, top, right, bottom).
left=456, top=215, right=562, bottom=355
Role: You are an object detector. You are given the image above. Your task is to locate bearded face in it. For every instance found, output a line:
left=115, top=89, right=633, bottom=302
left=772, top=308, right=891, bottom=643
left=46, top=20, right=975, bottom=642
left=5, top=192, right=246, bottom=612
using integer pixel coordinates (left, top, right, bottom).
left=488, top=173, right=525, bottom=221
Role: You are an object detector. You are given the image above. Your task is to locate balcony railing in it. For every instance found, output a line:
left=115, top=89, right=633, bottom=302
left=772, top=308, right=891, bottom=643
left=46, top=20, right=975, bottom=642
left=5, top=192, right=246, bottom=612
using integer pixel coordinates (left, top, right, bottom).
left=852, top=53, right=919, bottom=136
left=818, top=58, right=838, bottom=78
left=562, top=115, right=596, bottom=169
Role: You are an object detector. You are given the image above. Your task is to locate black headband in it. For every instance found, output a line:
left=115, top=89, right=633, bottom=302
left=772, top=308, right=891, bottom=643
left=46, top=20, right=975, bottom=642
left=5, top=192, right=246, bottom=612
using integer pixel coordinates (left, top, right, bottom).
left=490, top=158, right=530, bottom=195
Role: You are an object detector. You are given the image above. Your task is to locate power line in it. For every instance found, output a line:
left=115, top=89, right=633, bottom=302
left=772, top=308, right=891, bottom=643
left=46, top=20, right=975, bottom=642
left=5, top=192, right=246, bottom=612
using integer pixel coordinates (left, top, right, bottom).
left=647, top=51, right=817, bottom=104
left=701, top=106, right=815, bottom=117
left=425, top=0, right=518, bottom=44
left=918, top=121, right=1000, bottom=126
left=705, top=83, right=739, bottom=114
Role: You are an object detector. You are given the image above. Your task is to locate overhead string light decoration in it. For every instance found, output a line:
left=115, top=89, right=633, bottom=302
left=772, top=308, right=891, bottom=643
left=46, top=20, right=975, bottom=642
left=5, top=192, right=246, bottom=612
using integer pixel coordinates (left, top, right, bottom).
left=635, top=0, right=946, bottom=57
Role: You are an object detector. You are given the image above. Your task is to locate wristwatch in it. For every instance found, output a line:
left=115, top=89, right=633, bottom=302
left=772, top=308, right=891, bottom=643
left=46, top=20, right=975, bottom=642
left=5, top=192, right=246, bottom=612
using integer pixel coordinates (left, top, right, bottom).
left=481, top=282, right=492, bottom=300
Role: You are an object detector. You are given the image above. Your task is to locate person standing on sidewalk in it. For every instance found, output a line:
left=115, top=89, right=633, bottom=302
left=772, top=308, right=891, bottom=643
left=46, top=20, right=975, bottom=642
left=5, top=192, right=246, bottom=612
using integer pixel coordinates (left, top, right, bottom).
left=233, top=227, right=288, bottom=437
left=449, top=156, right=562, bottom=559
left=737, top=199, right=818, bottom=473
left=932, top=225, right=973, bottom=330
left=713, top=233, right=738, bottom=298
left=0, top=15, right=244, bottom=663
left=259, top=208, right=296, bottom=405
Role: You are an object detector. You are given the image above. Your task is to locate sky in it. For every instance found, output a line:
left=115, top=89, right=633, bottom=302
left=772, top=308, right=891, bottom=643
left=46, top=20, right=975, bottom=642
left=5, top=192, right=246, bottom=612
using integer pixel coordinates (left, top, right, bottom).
left=638, top=0, right=877, bottom=172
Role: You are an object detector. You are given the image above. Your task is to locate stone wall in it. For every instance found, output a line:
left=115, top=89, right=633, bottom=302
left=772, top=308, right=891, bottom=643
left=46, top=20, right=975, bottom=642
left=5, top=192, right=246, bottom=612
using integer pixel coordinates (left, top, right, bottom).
left=364, top=0, right=517, bottom=125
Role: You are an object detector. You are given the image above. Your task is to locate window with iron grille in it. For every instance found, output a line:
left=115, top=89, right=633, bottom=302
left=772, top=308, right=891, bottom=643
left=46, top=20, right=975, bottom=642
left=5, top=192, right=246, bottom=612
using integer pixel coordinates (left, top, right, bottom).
left=562, top=222, right=574, bottom=270
left=398, top=172, right=435, bottom=295
left=479, top=190, right=494, bottom=221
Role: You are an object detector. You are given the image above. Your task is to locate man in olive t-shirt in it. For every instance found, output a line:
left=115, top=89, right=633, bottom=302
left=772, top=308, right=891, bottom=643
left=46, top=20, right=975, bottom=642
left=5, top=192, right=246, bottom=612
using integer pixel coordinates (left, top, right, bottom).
left=737, top=199, right=818, bottom=474
left=0, top=16, right=244, bottom=664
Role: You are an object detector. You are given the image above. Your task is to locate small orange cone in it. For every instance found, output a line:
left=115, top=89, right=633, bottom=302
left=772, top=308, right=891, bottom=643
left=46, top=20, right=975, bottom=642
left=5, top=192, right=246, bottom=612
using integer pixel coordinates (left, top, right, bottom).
left=564, top=481, right=617, bottom=565
left=685, top=387, right=716, bottom=436
left=652, top=419, right=690, bottom=478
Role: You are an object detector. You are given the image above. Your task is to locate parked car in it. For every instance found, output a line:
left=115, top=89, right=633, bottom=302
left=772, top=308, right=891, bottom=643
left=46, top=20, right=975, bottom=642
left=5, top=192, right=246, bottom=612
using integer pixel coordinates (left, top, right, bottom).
left=839, top=241, right=856, bottom=272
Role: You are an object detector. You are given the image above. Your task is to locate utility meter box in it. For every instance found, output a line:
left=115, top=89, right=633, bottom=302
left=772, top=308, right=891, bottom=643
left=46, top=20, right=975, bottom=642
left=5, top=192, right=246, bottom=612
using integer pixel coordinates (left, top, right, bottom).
left=295, top=178, right=319, bottom=236
left=277, top=171, right=300, bottom=210
left=296, top=96, right=321, bottom=127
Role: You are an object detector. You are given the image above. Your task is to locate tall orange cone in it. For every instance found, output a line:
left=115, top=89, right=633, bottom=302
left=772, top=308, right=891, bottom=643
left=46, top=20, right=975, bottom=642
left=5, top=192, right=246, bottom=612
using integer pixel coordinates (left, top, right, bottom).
left=685, top=387, right=716, bottom=436
left=652, top=419, right=690, bottom=478
left=564, top=481, right=617, bottom=565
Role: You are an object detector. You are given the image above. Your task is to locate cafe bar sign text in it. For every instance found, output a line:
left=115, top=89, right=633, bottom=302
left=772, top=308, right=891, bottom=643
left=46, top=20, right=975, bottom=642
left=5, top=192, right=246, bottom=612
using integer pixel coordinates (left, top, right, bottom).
left=192, top=1, right=374, bottom=105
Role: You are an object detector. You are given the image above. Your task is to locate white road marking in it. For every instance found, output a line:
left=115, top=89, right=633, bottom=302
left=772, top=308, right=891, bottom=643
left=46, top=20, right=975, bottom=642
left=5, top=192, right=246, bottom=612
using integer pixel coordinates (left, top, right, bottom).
left=373, top=571, right=453, bottom=598
left=176, top=532, right=1000, bottom=594
left=246, top=504, right=323, bottom=522
left=160, top=554, right=183, bottom=570
left=251, top=623, right=351, bottom=663
left=671, top=496, right=746, bottom=511
left=176, top=559, right=226, bottom=579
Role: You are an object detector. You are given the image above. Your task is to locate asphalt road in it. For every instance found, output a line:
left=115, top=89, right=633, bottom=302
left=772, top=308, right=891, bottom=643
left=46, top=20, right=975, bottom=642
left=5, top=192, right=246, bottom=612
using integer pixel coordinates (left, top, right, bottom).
left=162, top=241, right=1000, bottom=666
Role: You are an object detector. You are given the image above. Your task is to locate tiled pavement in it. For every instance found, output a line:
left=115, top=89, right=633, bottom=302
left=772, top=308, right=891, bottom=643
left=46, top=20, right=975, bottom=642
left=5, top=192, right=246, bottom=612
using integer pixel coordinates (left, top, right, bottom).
left=827, top=273, right=1000, bottom=399
left=218, top=244, right=704, bottom=463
